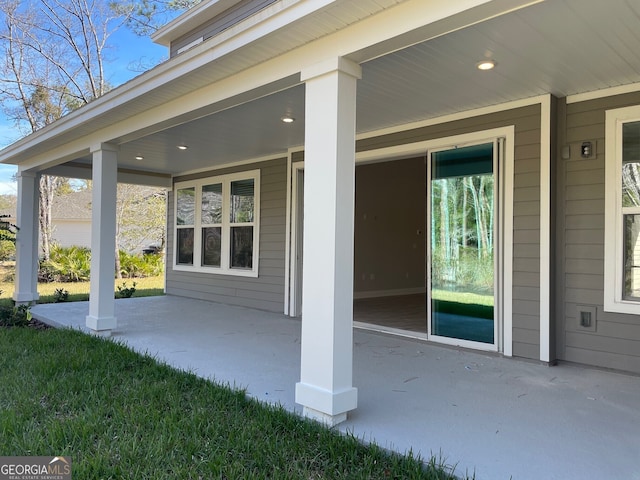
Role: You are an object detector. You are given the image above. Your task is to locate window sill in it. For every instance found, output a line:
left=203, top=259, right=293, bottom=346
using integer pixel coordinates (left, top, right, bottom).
left=172, top=264, right=258, bottom=278
left=603, top=298, right=640, bottom=315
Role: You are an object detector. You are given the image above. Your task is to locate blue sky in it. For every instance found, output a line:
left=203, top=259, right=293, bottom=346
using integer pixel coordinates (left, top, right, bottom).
left=0, top=26, right=167, bottom=195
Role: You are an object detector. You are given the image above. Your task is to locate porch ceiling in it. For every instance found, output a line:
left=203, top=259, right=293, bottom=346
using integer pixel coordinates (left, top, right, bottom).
left=45, top=0, right=640, bottom=177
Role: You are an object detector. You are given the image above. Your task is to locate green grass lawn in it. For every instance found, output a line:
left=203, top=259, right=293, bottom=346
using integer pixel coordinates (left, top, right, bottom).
left=431, top=289, right=494, bottom=320
left=431, top=289, right=493, bottom=307
left=0, top=262, right=164, bottom=306
left=0, top=327, right=465, bottom=479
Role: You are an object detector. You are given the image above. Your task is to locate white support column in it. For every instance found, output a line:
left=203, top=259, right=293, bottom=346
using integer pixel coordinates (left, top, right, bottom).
left=295, top=57, right=361, bottom=426
left=86, top=143, right=118, bottom=334
left=13, top=171, right=40, bottom=304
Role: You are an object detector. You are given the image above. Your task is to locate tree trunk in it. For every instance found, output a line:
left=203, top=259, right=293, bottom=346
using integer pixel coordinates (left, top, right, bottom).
left=462, top=177, right=468, bottom=248
left=115, top=243, right=122, bottom=279
left=477, top=176, right=489, bottom=257
left=39, top=175, right=55, bottom=261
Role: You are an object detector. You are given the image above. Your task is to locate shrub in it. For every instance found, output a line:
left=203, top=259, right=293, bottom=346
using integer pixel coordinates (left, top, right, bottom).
left=39, top=245, right=91, bottom=282
left=37, top=246, right=163, bottom=283
left=116, top=281, right=137, bottom=299
left=119, top=251, right=163, bottom=278
left=1, top=268, right=12, bottom=282
left=0, top=216, right=16, bottom=262
left=0, top=305, right=32, bottom=327
left=0, top=239, right=16, bottom=261
left=53, top=288, right=70, bottom=303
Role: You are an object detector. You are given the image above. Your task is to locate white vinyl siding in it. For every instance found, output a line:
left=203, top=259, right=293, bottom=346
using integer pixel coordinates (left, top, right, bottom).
left=50, top=220, right=91, bottom=249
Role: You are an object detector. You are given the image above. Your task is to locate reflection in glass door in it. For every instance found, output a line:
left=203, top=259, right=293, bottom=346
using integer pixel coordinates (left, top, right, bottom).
left=429, top=142, right=496, bottom=345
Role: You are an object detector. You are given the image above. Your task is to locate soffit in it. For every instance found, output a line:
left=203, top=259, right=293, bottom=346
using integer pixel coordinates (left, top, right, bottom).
left=106, top=0, right=640, bottom=175
left=2, top=0, right=405, bottom=167
left=356, top=0, right=640, bottom=132
left=11, top=0, right=640, bottom=177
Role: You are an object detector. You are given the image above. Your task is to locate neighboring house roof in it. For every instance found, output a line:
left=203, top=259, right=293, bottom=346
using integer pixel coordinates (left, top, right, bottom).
left=51, top=190, right=92, bottom=221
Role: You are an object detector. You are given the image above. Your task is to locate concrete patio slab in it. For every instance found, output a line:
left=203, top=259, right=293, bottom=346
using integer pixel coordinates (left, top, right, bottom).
left=31, top=296, right=640, bottom=480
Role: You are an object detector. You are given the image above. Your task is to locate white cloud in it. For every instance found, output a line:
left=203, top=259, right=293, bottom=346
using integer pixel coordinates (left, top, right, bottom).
left=0, top=164, right=17, bottom=195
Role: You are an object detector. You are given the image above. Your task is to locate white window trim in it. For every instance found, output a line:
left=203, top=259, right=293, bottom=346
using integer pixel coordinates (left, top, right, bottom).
left=604, top=105, right=640, bottom=313
left=173, top=169, right=260, bottom=278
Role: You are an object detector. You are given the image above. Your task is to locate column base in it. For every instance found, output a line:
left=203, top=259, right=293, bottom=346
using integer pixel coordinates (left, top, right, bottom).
left=295, top=382, right=357, bottom=426
left=302, top=406, right=347, bottom=427
left=12, top=292, right=39, bottom=304
left=86, top=315, right=116, bottom=335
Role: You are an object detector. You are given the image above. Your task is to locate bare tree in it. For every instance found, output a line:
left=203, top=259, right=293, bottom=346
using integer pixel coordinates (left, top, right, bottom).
left=115, top=184, right=166, bottom=278
left=113, top=0, right=201, bottom=36
left=0, top=0, right=193, bottom=266
left=0, top=0, right=127, bottom=259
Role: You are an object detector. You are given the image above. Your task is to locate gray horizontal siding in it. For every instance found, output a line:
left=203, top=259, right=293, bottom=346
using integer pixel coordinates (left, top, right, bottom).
left=558, top=91, right=640, bottom=373
left=164, top=104, right=546, bottom=360
left=170, top=0, right=277, bottom=57
left=166, top=158, right=287, bottom=312
left=357, top=105, right=542, bottom=360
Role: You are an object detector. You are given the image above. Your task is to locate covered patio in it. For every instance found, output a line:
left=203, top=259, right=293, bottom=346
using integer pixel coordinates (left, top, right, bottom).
left=31, top=296, right=640, bottom=480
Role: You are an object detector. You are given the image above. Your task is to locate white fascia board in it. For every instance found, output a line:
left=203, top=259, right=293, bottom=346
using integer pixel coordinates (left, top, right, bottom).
left=172, top=151, right=286, bottom=178
left=2, top=0, right=540, bottom=171
left=566, top=82, right=640, bottom=104
left=44, top=162, right=172, bottom=188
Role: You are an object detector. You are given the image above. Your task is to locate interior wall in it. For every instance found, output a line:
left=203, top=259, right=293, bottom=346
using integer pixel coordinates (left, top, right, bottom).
left=354, top=157, right=426, bottom=297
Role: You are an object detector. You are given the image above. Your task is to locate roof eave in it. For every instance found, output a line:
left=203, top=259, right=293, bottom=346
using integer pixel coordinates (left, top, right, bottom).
left=0, top=0, right=329, bottom=167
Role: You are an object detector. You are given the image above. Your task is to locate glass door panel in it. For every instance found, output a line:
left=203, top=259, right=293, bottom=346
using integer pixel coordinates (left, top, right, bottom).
left=429, top=143, right=495, bottom=344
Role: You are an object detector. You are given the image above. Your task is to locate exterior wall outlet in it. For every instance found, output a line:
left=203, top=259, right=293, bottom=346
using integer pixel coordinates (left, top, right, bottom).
left=576, top=305, right=597, bottom=332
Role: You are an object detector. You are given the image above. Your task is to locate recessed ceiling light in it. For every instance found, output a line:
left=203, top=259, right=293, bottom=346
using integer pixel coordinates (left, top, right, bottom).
left=177, top=144, right=188, bottom=150
left=135, top=155, right=144, bottom=161
left=281, top=116, right=295, bottom=123
left=476, top=60, right=496, bottom=71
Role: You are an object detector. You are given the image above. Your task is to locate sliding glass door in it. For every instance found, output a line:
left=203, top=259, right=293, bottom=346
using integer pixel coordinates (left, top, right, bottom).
left=428, top=142, right=497, bottom=346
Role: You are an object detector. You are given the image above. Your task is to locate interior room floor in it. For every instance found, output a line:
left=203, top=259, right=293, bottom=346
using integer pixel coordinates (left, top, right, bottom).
left=354, top=294, right=427, bottom=333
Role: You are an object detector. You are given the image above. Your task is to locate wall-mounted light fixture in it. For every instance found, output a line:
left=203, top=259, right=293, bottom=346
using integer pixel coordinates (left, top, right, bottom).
left=135, top=155, right=144, bottom=161
left=581, top=141, right=593, bottom=158
left=177, top=144, right=189, bottom=150
left=281, top=115, right=295, bottom=123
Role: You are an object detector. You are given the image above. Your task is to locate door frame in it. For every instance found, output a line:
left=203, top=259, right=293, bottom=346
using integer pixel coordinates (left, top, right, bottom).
left=284, top=127, right=514, bottom=355
left=288, top=161, right=305, bottom=316
left=427, top=138, right=502, bottom=352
